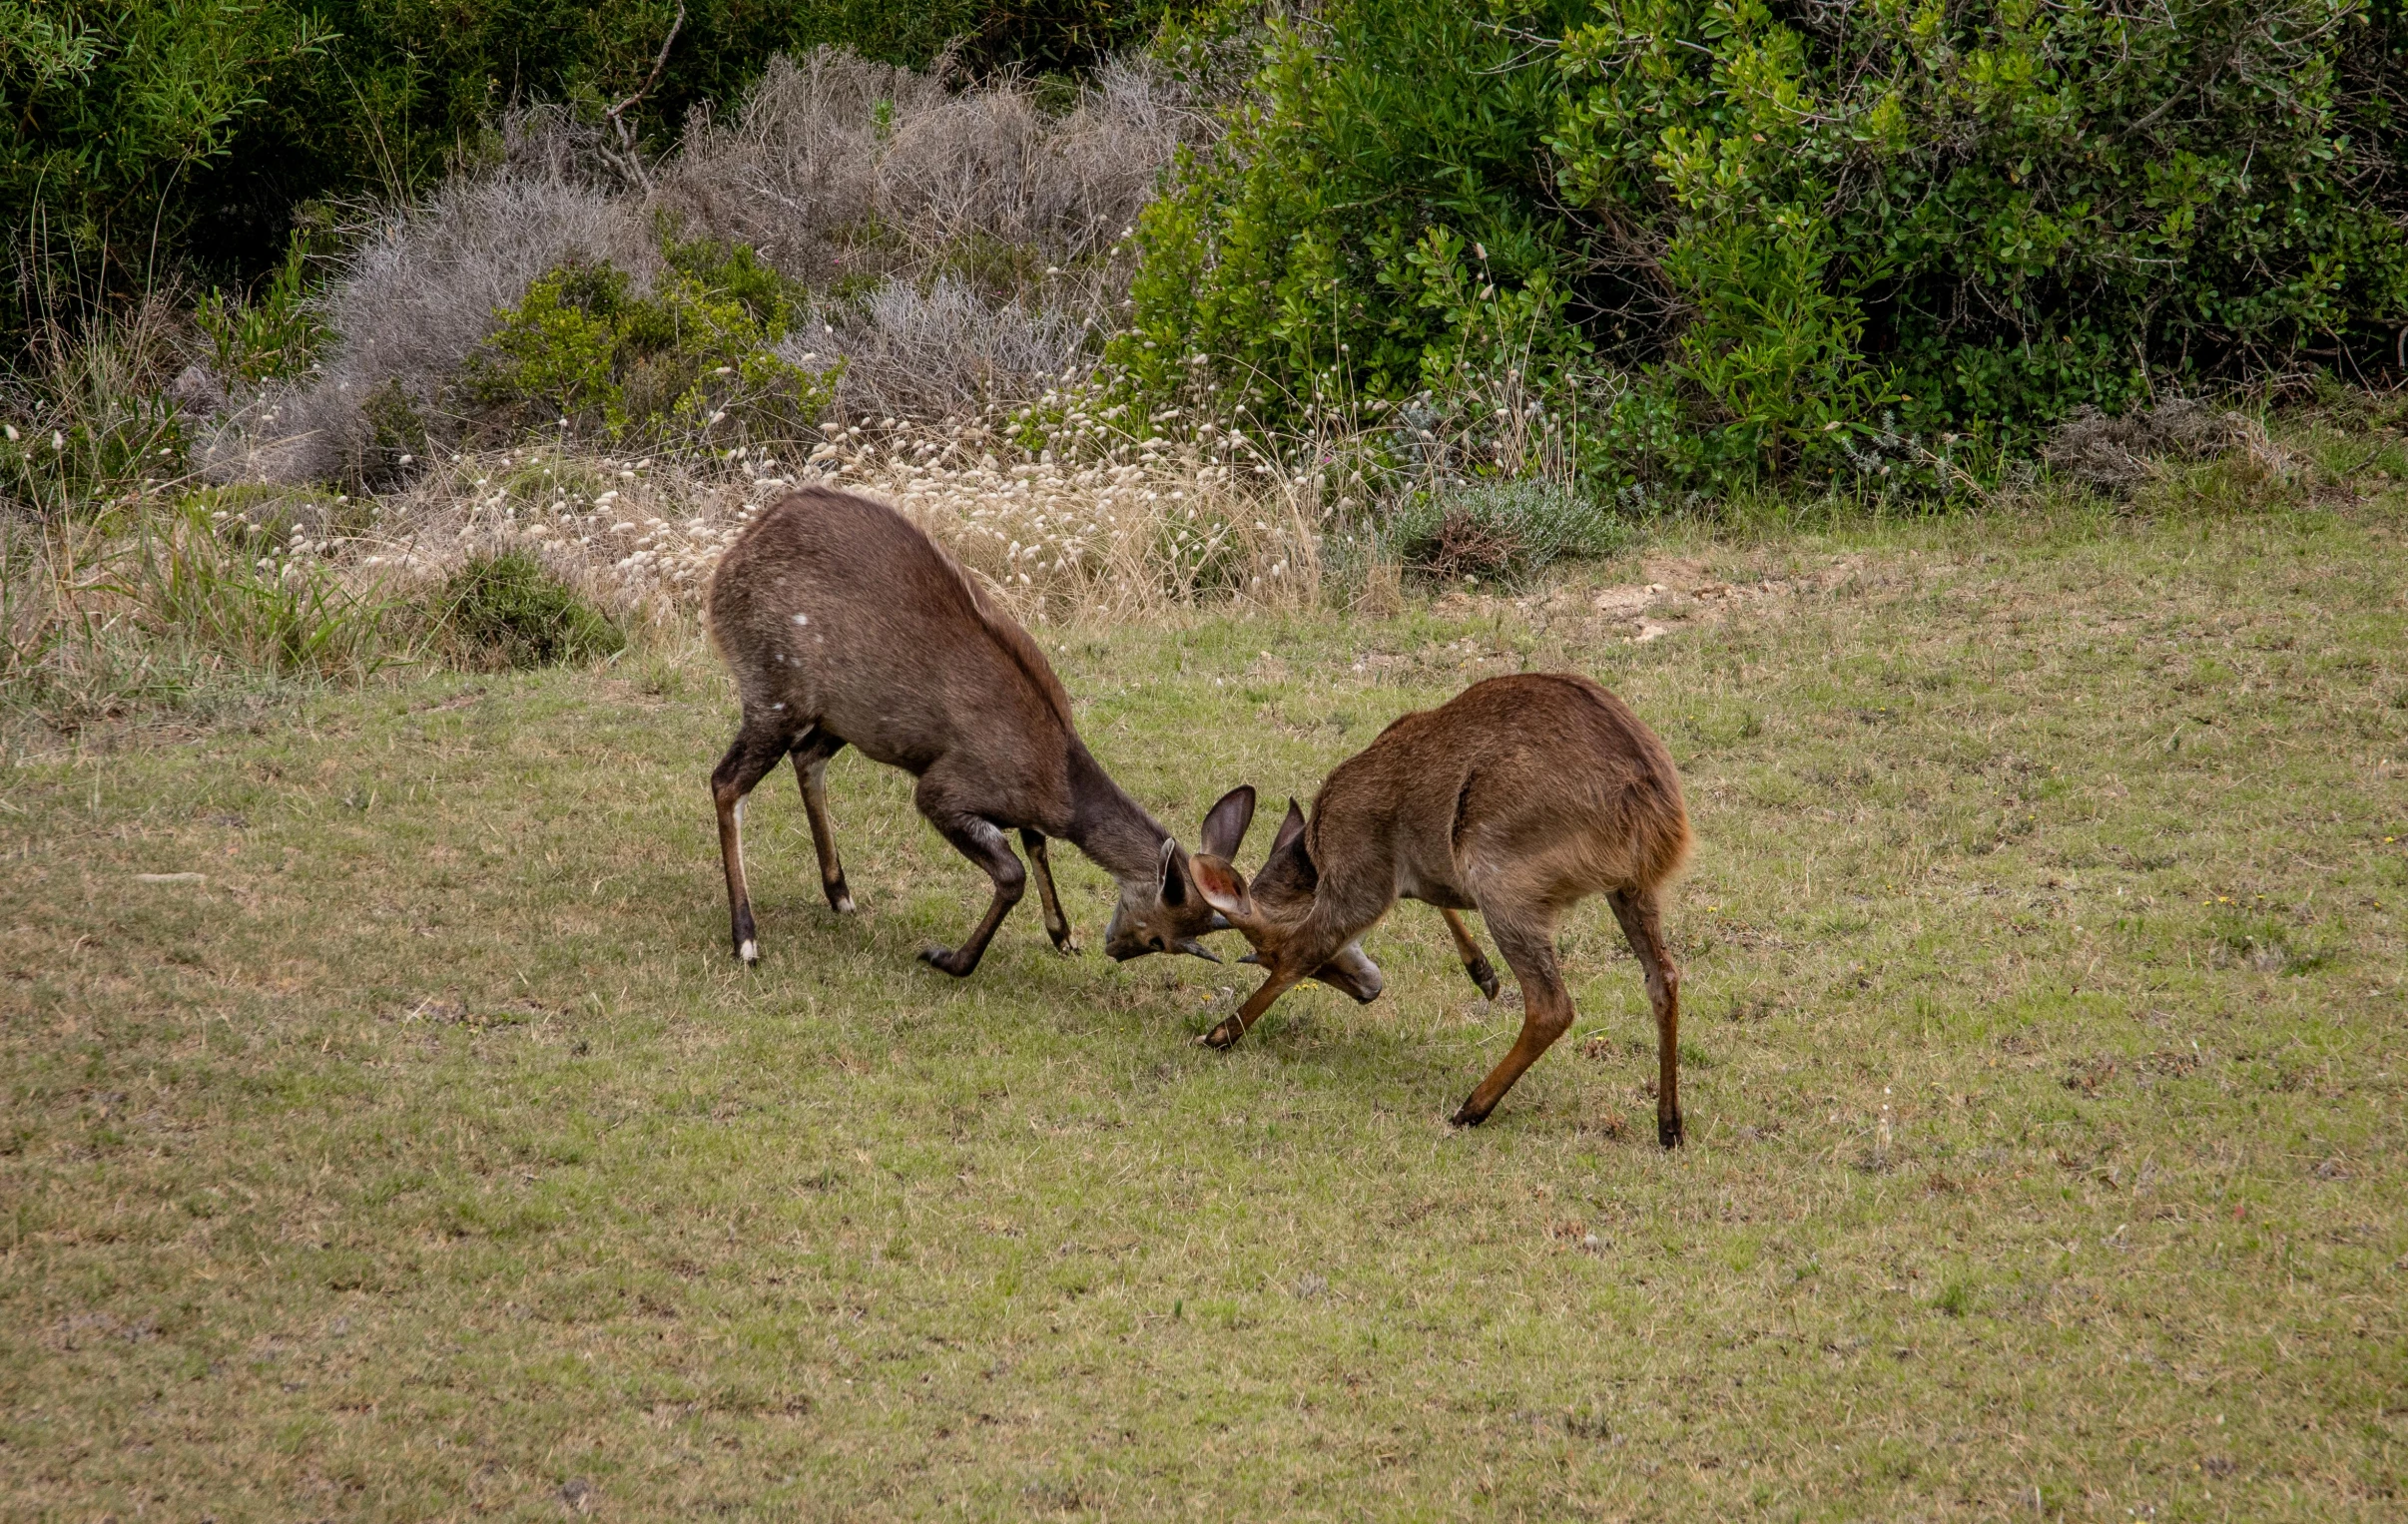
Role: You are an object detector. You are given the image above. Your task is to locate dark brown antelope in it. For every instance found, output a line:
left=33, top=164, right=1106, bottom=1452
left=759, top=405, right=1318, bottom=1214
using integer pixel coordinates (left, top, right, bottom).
left=1186, top=673, right=1694, bottom=1145
left=704, top=484, right=1254, bottom=974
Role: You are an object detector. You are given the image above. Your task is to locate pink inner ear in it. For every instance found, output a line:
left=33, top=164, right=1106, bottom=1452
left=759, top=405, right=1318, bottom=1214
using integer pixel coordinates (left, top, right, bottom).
left=1188, top=854, right=1248, bottom=913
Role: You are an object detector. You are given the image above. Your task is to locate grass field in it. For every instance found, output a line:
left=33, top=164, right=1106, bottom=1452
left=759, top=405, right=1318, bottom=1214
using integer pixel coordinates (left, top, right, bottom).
left=4, top=485, right=2406, bottom=1519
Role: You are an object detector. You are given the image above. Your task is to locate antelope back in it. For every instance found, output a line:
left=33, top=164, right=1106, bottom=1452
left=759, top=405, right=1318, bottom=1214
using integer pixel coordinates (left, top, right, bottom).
left=705, top=486, right=1073, bottom=775
left=1191, top=674, right=1689, bottom=954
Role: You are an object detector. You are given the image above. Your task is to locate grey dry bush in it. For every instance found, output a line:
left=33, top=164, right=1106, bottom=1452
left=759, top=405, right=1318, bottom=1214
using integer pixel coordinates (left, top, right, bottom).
left=783, top=275, right=1091, bottom=419
left=655, top=48, right=1210, bottom=419
left=201, top=134, right=661, bottom=487
left=203, top=50, right=1210, bottom=487
left=660, top=51, right=1203, bottom=296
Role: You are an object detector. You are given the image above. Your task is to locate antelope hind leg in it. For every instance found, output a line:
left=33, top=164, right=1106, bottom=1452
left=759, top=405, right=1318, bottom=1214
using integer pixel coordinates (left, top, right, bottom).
left=1450, top=912, right=1574, bottom=1127
left=1608, top=886, right=1683, bottom=1148
left=713, top=719, right=801, bottom=964
left=791, top=731, right=854, bottom=913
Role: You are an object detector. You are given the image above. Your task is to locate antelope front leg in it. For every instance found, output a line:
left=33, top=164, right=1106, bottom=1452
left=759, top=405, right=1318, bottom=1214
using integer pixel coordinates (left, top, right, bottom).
left=1440, top=907, right=1502, bottom=1000
left=917, top=816, right=1025, bottom=978
left=1609, top=886, right=1684, bottom=1148
left=792, top=732, right=855, bottom=913
left=1450, top=914, right=1573, bottom=1127
left=1020, top=828, right=1079, bottom=954
left=1199, top=965, right=1306, bottom=1050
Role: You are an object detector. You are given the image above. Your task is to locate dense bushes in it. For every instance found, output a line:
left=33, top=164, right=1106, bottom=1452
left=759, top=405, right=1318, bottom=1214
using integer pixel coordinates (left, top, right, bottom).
left=2, top=0, right=1192, bottom=342
left=1118, top=0, right=2408, bottom=484
left=193, top=51, right=1207, bottom=487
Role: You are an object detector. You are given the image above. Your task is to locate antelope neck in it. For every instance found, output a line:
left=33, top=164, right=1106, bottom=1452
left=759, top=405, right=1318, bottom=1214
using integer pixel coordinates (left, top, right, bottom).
left=1063, top=746, right=1171, bottom=888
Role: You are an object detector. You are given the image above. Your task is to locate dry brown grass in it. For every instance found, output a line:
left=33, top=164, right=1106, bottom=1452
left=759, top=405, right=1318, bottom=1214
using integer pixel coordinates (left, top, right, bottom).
left=4, top=496, right=2403, bottom=1517
left=328, top=404, right=1331, bottom=629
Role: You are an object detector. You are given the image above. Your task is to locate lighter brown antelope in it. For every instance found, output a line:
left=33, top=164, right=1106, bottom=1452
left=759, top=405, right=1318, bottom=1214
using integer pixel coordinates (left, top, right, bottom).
left=704, top=484, right=1254, bottom=974
left=1187, top=673, right=1694, bottom=1144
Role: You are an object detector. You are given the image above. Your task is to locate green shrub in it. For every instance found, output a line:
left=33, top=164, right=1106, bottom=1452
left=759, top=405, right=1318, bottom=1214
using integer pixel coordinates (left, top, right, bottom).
left=1381, top=479, right=1632, bottom=587
left=461, top=232, right=834, bottom=447
left=1118, top=0, right=2408, bottom=486
left=431, top=552, right=623, bottom=671
left=193, top=242, right=329, bottom=386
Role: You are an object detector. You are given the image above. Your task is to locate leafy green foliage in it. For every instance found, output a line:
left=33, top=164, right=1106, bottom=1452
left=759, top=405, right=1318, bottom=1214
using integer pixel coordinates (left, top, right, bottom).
left=431, top=550, right=623, bottom=671
left=1, top=3, right=334, bottom=320
left=1122, top=0, right=2408, bottom=486
left=192, top=243, right=327, bottom=386
left=461, top=233, right=833, bottom=446
left=1118, top=2, right=1595, bottom=415
left=1550, top=0, right=2408, bottom=452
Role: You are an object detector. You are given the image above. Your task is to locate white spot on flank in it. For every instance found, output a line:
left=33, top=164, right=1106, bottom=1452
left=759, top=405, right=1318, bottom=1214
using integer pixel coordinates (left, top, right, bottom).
left=740, top=939, right=759, bottom=963
left=792, top=612, right=810, bottom=626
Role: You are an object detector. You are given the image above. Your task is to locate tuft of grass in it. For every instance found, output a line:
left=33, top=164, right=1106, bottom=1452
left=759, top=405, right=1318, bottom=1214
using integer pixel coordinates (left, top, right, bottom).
left=1381, top=477, right=1634, bottom=588
left=2, top=497, right=399, bottom=746
left=427, top=551, right=623, bottom=671
left=0, top=295, right=189, bottom=520
left=2207, top=904, right=2336, bottom=976
left=109, top=502, right=398, bottom=681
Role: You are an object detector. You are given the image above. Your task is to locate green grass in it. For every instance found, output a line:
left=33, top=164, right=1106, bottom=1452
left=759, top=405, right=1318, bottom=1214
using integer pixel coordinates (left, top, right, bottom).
left=4, top=497, right=2406, bottom=1519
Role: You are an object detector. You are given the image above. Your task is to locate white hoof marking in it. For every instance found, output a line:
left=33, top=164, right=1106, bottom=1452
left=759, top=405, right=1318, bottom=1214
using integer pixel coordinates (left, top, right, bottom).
left=739, top=939, right=759, bottom=963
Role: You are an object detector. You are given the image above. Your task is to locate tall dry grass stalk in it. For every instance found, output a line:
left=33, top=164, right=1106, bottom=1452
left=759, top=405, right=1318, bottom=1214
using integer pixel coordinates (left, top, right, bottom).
left=316, top=344, right=1643, bottom=630
left=337, top=401, right=1337, bottom=629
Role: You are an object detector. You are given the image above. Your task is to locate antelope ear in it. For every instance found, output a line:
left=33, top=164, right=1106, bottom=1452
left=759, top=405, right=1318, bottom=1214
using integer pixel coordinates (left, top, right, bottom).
left=1188, top=853, right=1253, bottom=919
left=1156, top=836, right=1189, bottom=906
left=1263, top=802, right=1317, bottom=892
left=1200, top=784, right=1256, bottom=859
left=1269, top=797, right=1308, bottom=856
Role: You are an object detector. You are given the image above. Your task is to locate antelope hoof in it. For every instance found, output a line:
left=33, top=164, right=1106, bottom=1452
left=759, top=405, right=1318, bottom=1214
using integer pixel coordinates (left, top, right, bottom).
left=737, top=938, right=760, bottom=966
left=1197, top=1018, right=1243, bottom=1050
left=1048, top=929, right=1081, bottom=956
left=1449, top=1098, right=1491, bottom=1128
left=1466, top=957, right=1501, bottom=1001
left=825, top=880, right=856, bottom=914
left=917, top=945, right=971, bottom=978
left=1658, top=1111, right=1685, bottom=1149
